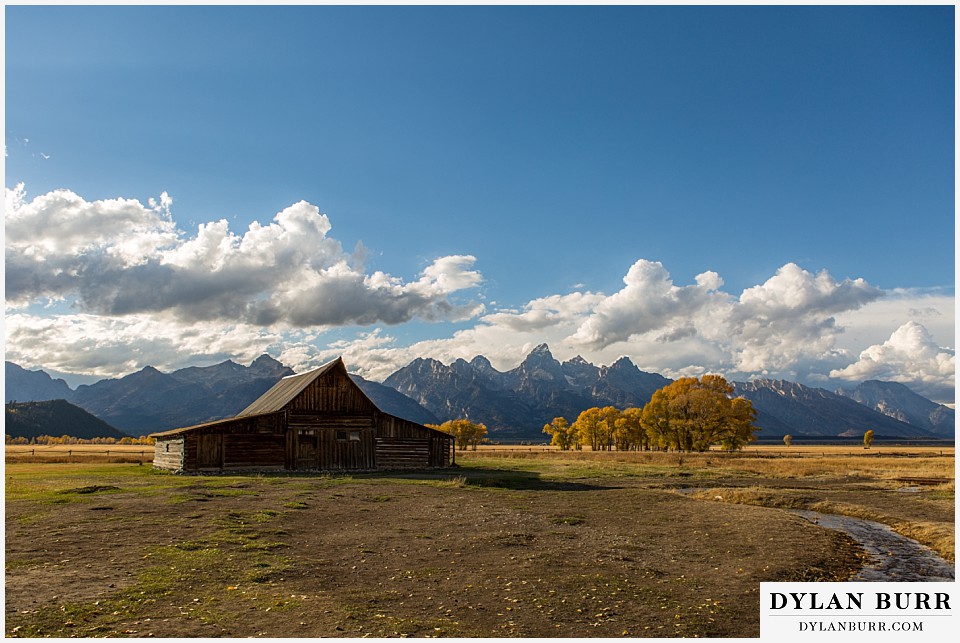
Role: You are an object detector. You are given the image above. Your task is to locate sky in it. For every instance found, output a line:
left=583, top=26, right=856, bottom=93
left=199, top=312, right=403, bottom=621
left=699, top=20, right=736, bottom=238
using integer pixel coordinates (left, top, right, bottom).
left=3, top=4, right=956, bottom=404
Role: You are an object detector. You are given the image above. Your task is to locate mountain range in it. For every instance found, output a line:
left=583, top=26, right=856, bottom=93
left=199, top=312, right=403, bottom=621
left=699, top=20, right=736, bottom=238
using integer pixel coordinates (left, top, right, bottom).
left=4, top=357, right=437, bottom=436
left=382, top=345, right=672, bottom=439
left=5, top=399, right=128, bottom=441
left=4, top=345, right=954, bottom=441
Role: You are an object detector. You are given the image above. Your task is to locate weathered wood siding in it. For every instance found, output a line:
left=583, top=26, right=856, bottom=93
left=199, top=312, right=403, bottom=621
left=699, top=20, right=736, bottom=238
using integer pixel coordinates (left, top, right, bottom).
left=373, top=412, right=453, bottom=468
left=289, top=427, right=376, bottom=471
left=197, top=433, right=222, bottom=469
left=429, top=436, right=453, bottom=468
left=223, top=433, right=286, bottom=470
left=288, top=368, right=376, bottom=414
left=375, top=437, right=430, bottom=469
left=163, top=412, right=287, bottom=472
left=153, top=438, right=185, bottom=471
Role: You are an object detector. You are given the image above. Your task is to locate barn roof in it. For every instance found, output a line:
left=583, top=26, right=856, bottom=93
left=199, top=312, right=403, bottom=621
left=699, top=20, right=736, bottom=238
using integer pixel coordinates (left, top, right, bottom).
left=149, top=411, right=281, bottom=438
left=235, top=357, right=344, bottom=417
left=149, top=356, right=453, bottom=442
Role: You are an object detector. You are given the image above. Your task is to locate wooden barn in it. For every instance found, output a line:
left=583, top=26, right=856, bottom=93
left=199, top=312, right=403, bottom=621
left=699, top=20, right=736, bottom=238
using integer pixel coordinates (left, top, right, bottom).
left=150, top=357, right=454, bottom=473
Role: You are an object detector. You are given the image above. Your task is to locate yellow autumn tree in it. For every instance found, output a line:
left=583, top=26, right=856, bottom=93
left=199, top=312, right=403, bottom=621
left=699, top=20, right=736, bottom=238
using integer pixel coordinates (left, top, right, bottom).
left=613, top=407, right=647, bottom=451
left=428, top=419, right=488, bottom=451
left=572, top=407, right=601, bottom=450
left=543, top=417, right=580, bottom=451
left=640, top=375, right=759, bottom=452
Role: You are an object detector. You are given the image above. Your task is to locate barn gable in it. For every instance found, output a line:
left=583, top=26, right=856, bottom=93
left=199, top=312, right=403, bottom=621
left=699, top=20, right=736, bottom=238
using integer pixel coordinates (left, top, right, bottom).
left=236, top=358, right=376, bottom=417
left=150, top=357, right=453, bottom=473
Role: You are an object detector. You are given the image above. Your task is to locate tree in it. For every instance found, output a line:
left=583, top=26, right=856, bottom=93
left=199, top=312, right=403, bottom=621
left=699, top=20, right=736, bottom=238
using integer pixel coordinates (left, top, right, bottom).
left=640, top=375, right=759, bottom=452
left=783, top=434, right=792, bottom=447
left=429, top=419, right=489, bottom=451
left=597, top=406, right=620, bottom=451
left=543, top=417, right=579, bottom=451
left=572, top=407, right=617, bottom=451
left=614, top=407, right=647, bottom=451
left=863, top=430, right=875, bottom=449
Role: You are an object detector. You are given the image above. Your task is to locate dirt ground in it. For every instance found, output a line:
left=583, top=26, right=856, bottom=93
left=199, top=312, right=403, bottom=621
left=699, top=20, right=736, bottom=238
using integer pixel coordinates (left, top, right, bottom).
left=4, top=464, right=875, bottom=638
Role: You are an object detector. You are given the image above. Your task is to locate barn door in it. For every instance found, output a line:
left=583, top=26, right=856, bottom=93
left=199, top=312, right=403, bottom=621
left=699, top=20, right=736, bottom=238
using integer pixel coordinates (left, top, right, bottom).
left=197, top=434, right=222, bottom=469
left=296, top=430, right=319, bottom=469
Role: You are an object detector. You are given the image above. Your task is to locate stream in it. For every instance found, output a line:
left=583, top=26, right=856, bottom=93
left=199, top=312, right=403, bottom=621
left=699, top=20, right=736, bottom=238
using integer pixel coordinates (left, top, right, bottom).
left=674, top=488, right=955, bottom=582
left=789, top=509, right=954, bottom=582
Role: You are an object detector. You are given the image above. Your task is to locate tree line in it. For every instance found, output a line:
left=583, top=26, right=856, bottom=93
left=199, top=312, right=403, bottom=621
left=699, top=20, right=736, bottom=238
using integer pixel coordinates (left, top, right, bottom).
left=543, top=375, right=759, bottom=452
left=5, top=434, right=156, bottom=445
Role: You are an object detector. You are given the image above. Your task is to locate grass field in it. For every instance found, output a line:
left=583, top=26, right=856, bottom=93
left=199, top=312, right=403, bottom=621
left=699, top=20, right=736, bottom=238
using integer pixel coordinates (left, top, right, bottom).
left=6, top=444, right=154, bottom=464
left=458, top=444, right=955, bottom=481
left=4, top=446, right=954, bottom=637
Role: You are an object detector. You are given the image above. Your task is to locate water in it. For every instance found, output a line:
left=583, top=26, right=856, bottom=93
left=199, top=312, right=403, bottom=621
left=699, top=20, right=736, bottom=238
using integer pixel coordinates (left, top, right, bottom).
left=790, top=509, right=955, bottom=582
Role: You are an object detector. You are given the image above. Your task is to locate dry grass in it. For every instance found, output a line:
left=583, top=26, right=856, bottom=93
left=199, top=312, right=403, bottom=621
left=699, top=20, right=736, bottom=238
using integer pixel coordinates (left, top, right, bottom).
left=461, top=444, right=955, bottom=482
left=890, top=520, right=956, bottom=563
left=458, top=446, right=955, bottom=562
left=6, top=445, right=153, bottom=464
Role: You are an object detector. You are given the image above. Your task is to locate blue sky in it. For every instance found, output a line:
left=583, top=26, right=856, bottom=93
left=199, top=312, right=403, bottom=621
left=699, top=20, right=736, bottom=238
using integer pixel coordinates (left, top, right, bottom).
left=4, top=5, right=956, bottom=402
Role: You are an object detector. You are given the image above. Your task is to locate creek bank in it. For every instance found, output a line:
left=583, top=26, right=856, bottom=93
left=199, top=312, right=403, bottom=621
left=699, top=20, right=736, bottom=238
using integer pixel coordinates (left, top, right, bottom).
left=790, top=510, right=955, bottom=582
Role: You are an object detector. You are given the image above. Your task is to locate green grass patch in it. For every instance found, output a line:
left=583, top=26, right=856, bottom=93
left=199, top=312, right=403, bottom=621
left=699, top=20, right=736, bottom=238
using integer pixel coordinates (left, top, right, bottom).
left=241, top=540, right=289, bottom=551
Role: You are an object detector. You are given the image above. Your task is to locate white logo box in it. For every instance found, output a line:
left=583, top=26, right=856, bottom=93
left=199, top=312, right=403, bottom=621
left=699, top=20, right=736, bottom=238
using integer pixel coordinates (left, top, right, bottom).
left=761, top=581, right=955, bottom=640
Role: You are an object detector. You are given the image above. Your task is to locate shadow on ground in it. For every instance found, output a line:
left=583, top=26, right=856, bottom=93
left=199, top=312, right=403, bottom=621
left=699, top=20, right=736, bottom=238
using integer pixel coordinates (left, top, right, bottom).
left=163, top=465, right=620, bottom=492
left=380, top=466, right=619, bottom=492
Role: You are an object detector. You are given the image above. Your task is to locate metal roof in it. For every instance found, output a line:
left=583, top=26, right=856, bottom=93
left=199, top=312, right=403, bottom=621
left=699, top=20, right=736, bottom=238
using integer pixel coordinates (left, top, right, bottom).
left=235, top=357, right=343, bottom=417
left=149, top=411, right=280, bottom=438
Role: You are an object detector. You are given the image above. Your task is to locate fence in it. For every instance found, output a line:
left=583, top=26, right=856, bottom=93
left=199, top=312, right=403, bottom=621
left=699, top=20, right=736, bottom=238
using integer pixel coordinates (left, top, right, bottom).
left=5, top=445, right=152, bottom=463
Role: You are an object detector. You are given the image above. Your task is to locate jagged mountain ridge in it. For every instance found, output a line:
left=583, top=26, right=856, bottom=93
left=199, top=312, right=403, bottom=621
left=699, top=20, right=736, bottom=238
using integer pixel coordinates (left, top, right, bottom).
left=5, top=350, right=953, bottom=441
left=834, top=380, right=955, bottom=438
left=732, top=379, right=936, bottom=439
left=383, top=345, right=950, bottom=440
left=383, top=344, right=672, bottom=439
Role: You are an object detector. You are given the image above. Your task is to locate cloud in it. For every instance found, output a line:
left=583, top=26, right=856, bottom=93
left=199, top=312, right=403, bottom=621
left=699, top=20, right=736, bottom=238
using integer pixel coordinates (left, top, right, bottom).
left=727, top=263, right=884, bottom=377
left=313, top=261, right=896, bottom=388
left=570, top=260, right=729, bottom=348
left=4, top=312, right=283, bottom=378
left=559, top=260, right=884, bottom=382
left=832, top=289, right=955, bottom=352
left=4, top=186, right=953, bottom=403
left=5, top=185, right=483, bottom=328
left=830, top=321, right=955, bottom=401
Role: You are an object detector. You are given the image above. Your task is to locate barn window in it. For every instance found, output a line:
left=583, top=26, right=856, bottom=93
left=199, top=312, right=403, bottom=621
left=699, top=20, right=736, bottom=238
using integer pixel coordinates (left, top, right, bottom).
left=349, top=431, right=361, bottom=442
left=336, top=431, right=348, bottom=441
left=165, top=444, right=170, bottom=453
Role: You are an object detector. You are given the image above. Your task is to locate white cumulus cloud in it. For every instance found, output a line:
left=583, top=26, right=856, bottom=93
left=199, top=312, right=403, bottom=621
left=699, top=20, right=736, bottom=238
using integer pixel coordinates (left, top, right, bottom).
left=570, top=259, right=729, bottom=348
left=830, top=321, right=955, bottom=401
left=727, top=263, right=883, bottom=377
left=5, top=185, right=484, bottom=328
